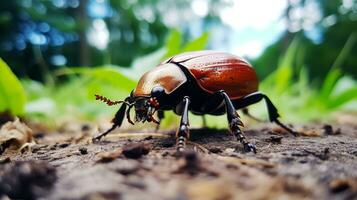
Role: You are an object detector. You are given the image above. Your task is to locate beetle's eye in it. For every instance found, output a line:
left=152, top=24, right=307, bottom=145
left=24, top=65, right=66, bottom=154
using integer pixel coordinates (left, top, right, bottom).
left=151, top=86, right=165, bottom=97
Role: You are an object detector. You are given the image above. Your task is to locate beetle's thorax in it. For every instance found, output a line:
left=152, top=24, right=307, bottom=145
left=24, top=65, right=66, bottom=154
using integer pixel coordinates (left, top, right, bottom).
left=133, top=63, right=187, bottom=97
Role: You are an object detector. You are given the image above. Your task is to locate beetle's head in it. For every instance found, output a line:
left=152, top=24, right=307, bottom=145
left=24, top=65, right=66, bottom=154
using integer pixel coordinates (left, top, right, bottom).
left=95, top=86, right=166, bottom=125
left=132, top=86, right=165, bottom=124
left=132, top=97, right=157, bottom=123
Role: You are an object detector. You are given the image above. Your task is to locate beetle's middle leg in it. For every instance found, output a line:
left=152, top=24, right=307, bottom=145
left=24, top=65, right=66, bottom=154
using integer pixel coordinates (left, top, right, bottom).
left=220, top=91, right=257, bottom=153
left=176, top=96, right=190, bottom=152
left=155, top=110, right=165, bottom=131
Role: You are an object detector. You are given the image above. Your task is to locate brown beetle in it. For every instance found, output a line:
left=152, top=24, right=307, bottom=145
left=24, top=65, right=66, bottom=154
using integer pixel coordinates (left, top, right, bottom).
left=93, top=50, right=297, bottom=153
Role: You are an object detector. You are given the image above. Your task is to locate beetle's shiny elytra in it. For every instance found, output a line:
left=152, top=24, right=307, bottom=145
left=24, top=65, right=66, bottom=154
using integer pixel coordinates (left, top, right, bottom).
left=134, top=51, right=258, bottom=99
left=93, top=50, right=298, bottom=153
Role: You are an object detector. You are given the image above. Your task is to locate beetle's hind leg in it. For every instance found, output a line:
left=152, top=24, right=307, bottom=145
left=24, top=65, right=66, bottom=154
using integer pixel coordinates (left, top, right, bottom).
left=220, top=91, right=257, bottom=153
left=234, top=92, right=299, bottom=136
left=176, top=96, right=190, bottom=152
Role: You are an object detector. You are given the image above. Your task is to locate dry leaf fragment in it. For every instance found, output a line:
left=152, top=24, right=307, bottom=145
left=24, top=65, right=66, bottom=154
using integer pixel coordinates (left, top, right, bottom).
left=96, top=148, right=123, bottom=163
left=0, top=118, right=35, bottom=154
left=122, top=143, right=151, bottom=159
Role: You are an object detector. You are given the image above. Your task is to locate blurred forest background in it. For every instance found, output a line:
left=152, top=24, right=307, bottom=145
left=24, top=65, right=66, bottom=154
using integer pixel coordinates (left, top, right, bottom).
left=0, top=0, right=356, bottom=128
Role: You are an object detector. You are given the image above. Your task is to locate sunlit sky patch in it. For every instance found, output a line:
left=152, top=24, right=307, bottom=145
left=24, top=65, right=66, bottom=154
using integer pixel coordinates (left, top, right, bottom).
left=217, top=0, right=288, bottom=58
left=86, top=0, right=325, bottom=59
left=86, top=0, right=290, bottom=58
left=87, top=19, right=109, bottom=50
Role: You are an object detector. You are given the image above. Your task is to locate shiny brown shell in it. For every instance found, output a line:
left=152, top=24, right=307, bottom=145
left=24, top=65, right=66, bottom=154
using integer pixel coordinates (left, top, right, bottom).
left=165, top=51, right=259, bottom=99
left=133, top=63, right=187, bottom=97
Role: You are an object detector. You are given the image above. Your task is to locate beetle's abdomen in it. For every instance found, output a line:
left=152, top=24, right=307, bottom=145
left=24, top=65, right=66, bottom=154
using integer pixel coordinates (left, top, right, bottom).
left=133, top=63, right=187, bottom=97
left=176, top=52, right=259, bottom=99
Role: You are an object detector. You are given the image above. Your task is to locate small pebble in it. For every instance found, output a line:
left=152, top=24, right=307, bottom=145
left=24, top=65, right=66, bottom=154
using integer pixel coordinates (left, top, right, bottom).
left=33, top=132, right=45, bottom=139
left=323, top=124, right=334, bottom=135
left=267, top=136, right=283, bottom=144
left=329, top=179, right=350, bottom=193
left=162, top=151, right=169, bottom=157
left=59, top=143, right=70, bottom=148
left=209, top=147, right=222, bottom=154
left=79, top=147, right=88, bottom=155
left=122, top=143, right=151, bottom=159
left=81, top=124, right=91, bottom=131
left=144, top=135, right=153, bottom=140
left=351, top=150, right=357, bottom=156
left=50, top=144, right=57, bottom=150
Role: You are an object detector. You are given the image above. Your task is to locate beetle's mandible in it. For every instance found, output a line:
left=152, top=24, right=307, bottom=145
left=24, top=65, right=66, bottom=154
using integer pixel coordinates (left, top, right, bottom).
left=93, top=50, right=298, bottom=153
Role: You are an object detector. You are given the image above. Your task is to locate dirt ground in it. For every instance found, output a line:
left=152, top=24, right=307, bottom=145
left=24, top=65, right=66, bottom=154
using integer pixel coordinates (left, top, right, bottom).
left=1, top=121, right=357, bottom=200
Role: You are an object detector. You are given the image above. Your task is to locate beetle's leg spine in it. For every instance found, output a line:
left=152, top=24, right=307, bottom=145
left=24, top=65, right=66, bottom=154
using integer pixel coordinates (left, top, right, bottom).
left=220, top=91, right=257, bottom=153
left=175, top=96, right=190, bottom=152
left=229, top=118, right=256, bottom=153
left=177, top=136, right=186, bottom=152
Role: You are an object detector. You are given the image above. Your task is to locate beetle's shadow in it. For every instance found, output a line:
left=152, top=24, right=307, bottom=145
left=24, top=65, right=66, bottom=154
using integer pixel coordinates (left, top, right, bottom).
left=152, top=128, right=236, bottom=150
left=190, top=128, right=231, bottom=140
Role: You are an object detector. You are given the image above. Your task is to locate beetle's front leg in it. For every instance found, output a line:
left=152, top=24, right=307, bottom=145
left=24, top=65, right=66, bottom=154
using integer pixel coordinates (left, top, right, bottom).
left=220, top=91, right=257, bottom=153
left=92, top=96, right=130, bottom=142
left=176, top=96, right=190, bottom=152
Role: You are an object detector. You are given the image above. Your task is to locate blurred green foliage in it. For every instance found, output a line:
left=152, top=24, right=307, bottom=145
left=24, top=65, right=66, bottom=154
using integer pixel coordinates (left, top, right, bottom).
left=0, top=0, right=222, bottom=82
left=253, top=0, right=357, bottom=81
left=0, top=58, right=26, bottom=116
left=0, top=0, right=356, bottom=128
left=20, top=30, right=211, bottom=125
left=16, top=30, right=357, bottom=128
left=258, top=36, right=357, bottom=122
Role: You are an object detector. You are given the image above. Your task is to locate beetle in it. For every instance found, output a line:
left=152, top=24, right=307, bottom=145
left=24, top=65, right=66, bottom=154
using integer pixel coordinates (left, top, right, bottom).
left=93, top=50, right=298, bottom=153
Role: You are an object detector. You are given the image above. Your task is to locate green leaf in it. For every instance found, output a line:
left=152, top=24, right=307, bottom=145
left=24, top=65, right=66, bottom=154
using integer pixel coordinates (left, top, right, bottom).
left=274, top=66, right=293, bottom=94
left=320, top=68, right=341, bottom=99
left=58, top=66, right=136, bottom=92
left=125, top=48, right=166, bottom=80
left=274, top=37, right=299, bottom=94
left=328, top=86, right=357, bottom=108
left=0, top=58, right=26, bottom=115
left=183, top=32, right=209, bottom=52
left=90, top=67, right=136, bottom=92
left=165, top=29, right=182, bottom=58
left=164, top=30, right=209, bottom=59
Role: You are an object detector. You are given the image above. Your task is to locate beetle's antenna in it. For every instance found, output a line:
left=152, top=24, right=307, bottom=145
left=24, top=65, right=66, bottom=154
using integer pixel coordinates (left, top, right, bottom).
left=95, top=94, right=131, bottom=106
